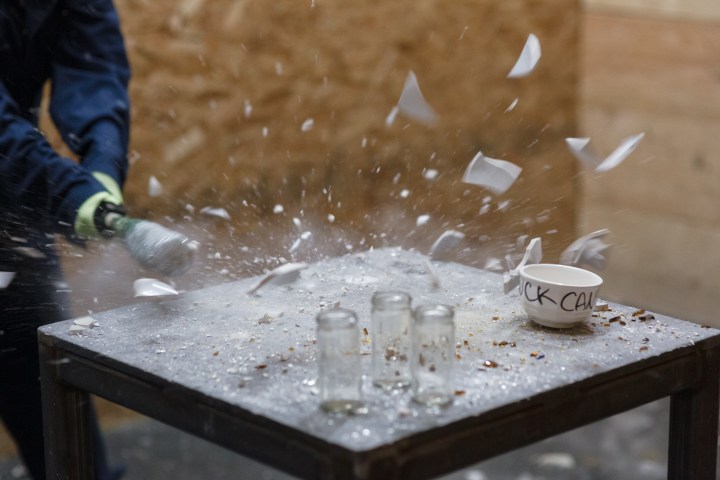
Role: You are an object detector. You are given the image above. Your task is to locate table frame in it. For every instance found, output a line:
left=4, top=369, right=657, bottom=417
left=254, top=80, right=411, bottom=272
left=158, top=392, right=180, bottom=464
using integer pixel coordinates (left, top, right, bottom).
left=40, top=333, right=720, bottom=480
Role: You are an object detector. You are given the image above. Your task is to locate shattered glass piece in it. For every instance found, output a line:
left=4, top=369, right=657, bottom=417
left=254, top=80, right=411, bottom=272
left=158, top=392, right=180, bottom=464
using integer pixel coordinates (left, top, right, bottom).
left=396, top=71, right=438, bottom=126
left=133, top=278, right=179, bottom=297
left=503, top=237, right=542, bottom=294
left=148, top=176, right=163, bottom=197
left=560, top=229, right=611, bottom=270
left=247, top=262, right=308, bottom=295
left=273, top=204, right=284, bottom=214
left=416, top=214, right=431, bottom=227
left=385, top=105, right=400, bottom=127
left=463, top=151, right=522, bottom=195
left=199, top=207, right=231, bottom=221
left=73, top=316, right=98, bottom=328
left=565, top=133, right=644, bottom=172
left=0, top=271, right=15, bottom=289
left=507, top=33, right=541, bottom=78
left=429, top=230, right=465, bottom=260
left=301, top=118, right=314, bottom=132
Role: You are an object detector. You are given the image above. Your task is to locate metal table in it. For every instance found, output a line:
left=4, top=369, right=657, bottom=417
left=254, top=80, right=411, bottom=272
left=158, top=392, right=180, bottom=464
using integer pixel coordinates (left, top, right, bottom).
left=39, top=248, right=720, bottom=479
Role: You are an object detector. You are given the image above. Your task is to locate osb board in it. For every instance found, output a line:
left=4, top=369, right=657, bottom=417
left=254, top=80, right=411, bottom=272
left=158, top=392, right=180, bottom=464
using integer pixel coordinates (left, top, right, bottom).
left=116, top=0, right=580, bottom=265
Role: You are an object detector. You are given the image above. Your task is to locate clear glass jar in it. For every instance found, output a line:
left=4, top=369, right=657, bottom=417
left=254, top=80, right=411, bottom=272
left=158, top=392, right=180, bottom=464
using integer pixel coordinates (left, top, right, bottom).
left=410, top=304, right=455, bottom=407
left=316, top=309, right=365, bottom=414
left=371, top=291, right=412, bottom=390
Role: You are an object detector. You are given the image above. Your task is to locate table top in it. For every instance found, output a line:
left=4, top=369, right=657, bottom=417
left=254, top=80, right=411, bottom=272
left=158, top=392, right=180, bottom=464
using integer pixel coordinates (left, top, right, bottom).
left=39, top=247, right=720, bottom=453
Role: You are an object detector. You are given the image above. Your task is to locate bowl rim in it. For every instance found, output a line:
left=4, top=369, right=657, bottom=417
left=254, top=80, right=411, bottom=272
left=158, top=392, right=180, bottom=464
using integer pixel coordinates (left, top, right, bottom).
left=519, top=263, right=603, bottom=288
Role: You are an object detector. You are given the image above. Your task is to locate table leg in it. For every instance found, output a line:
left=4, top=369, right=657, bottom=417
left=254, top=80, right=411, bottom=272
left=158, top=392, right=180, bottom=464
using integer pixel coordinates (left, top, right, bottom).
left=39, top=341, right=94, bottom=480
left=668, top=348, right=720, bottom=480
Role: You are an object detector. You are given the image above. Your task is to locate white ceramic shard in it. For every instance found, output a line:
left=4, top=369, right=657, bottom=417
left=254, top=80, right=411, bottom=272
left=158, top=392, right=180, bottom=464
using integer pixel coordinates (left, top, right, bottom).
left=301, top=118, right=314, bottom=132
left=503, top=237, right=542, bottom=294
left=416, top=214, right=431, bottom=227
left=200, top=206, right=231, bottom=221
left=423, top=169, right=439, bottom=181
left=507, top=33, right=541, bottom=78
left=148, top=176, right=163, bottom=197
left=565, top=133, right=644, bottom=172
left=505, top=97, right=519, bottom=113
left=247, top=262, right=308, bottom=295
left=133, top=278, right=179, bottom=297
left=560, top=229, right=611, bottom=270
left=396, top=71, right=438, bottom=126
left=74, top=316, right=98, bottom=328
left=429, top=230, right=465, bottom=260
left=68, top=325, right=87, bottom=336
left=463, top=150, right=522, bottom=195
left=13, top=246, right=46, bottom=259
left=273, top=204, right=284, bottom=214
left=0, top=271, right=15, bottom=289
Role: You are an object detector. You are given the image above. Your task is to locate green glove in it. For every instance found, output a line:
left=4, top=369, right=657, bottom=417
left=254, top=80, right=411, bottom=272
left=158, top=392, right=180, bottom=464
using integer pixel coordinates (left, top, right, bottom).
left=74, top=173, right=124, bottom=239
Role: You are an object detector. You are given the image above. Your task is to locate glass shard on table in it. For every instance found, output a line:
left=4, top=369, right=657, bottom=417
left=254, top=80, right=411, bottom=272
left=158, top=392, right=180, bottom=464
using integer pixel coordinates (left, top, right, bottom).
left=507, top=33, right=541, bottom=78
left=565, top=133, right=644, bottom=172
left=396, top=71, right=438, bottom=126
left=463, top=150, right=522, bottom=195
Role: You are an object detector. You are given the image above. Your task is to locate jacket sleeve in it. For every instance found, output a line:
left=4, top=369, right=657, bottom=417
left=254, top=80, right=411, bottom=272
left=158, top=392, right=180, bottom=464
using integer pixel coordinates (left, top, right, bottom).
left=49, top=0, right=131, bottom=190
left=0, top=79, right=108, bottom=235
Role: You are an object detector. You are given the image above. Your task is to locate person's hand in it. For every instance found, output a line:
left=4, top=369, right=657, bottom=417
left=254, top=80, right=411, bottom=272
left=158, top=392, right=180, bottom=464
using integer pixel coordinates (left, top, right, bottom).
left=74, top=172, right=124, bottom=239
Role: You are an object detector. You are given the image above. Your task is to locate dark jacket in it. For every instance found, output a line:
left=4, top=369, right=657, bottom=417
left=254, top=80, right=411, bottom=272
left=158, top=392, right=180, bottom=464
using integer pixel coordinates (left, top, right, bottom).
left=0, top=0, right=130, bottom=259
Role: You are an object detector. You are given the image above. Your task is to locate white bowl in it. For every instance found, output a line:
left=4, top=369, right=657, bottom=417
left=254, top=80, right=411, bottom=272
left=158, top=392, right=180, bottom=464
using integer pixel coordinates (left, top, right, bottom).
left=519, top=264, right=603, bottom=329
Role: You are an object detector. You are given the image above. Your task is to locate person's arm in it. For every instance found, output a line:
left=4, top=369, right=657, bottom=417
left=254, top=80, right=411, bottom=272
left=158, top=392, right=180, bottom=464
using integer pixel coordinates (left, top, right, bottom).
left=49, top=0, right=131, bottom=199
left=0, top=79, right=110, bottom=237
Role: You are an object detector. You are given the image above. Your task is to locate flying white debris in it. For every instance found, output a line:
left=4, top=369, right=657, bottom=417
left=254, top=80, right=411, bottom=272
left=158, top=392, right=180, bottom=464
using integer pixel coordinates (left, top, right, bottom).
left=327, top=213, right=335, bottom=223
left=200, top=207, right=231, bottom=221
left=244, top=99, right=253, bottom=118
left=13, top=247, right=46, bottom=259
left=133, top=278, right=179, bottom=297
left=423, top=169, right=439, bottom=181
left=396, top=71, right=438, bottom=126
left=505, top=97, right=519, bottom=112
left=0, top=272, right=15, bottom=289
left=463, top=150, right=522, bottom=195
left=273, top=204, right=284, bottom=214
left=503, top=237, right=542, bottom=294
left=399, top=189, right=411, bottom=199
left=560, top=229, right=611, bottom=270
left=423, top=259, right=442, bottom=290
left=385, top=105, right=400, bottom=127
left=416, top=214, right=431, bottom=227
left=507, top=33, right=541, bottom=78
left=429, top=230, right=465, bottom=260
left=292, top=217, right=302, bottom=229
left=148, top=176, right=163, bottom=197
left=301, top=118, right=314, bottom=132
left=565, top=133, right=644, bottom=172
left=247, top=262, right=308, bottom=295
left=535, top=452, right=576, bottom=470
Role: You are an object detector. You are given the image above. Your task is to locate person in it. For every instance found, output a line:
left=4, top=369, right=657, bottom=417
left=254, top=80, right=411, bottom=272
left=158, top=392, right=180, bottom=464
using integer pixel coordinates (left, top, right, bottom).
left=0, top=1, right=132, bottom=478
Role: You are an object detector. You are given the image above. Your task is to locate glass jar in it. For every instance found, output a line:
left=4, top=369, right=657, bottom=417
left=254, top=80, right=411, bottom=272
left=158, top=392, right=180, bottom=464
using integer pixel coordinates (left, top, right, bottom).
left=371, top=291, right=412, bottom=390
left=410, top=304, right=455, bottom=407
left=316, top=309, right=364, bottom=414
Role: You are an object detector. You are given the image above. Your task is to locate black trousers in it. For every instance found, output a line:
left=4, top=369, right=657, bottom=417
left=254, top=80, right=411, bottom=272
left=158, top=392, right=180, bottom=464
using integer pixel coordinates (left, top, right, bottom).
left=0, top=252, right=116, bottom=480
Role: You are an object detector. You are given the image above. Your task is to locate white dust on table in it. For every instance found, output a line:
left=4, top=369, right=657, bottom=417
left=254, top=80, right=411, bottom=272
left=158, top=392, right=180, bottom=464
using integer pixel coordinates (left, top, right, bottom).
left=133, top=278, right=180, bottom=297
left=463, top=150, right=522, bottom=195
left=389, top=70, right=438, bottom=126
left=507, top=33, right=541, bottom=78
left=560, top=229, right=611, bottom=270
left=565, top=133, right=644, bottom=172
